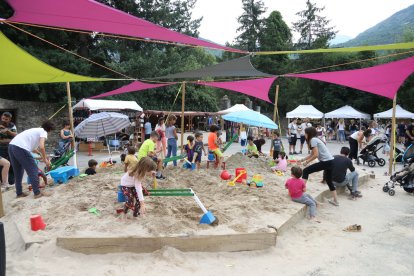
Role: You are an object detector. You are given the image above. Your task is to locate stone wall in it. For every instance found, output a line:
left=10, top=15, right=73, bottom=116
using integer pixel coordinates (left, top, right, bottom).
left=0, top=98, right=69, bottom=151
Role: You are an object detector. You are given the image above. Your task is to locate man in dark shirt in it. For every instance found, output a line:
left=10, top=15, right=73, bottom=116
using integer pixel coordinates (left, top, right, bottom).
left=331, top=147, right=362, bottom=199
left=404, top=121, right=414, bottom=149
left=0, top=112, right=17, bottom=185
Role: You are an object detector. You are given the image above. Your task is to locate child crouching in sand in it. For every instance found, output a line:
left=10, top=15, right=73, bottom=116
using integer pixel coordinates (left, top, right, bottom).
left=271, top=152, right=287, bottom=172
left=285, top=166, right=320, bottom=222
left=120, top=157, right=156, bottom=218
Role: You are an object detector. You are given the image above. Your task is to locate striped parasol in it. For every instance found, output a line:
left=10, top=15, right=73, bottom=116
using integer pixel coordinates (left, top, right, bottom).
left=74, top=112, right=131, bottom=138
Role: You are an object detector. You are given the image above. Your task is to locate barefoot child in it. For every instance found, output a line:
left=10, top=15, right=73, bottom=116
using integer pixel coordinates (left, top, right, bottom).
left=120, top=157, right=156, bottom=218
left=124, top=146, right=138, bottom=172
left=193, top=132, right=207, bottom=170
left=183, top=135, right=195, bottom=167
left=285, top=166, right=319, bottom=221
left=247, top=136, right=259, bottom=158
left=139, top=131, right=166, bottom=180
left=208, top=125, right=224, bottom=168
left=270, top=131, right=283, bottom=160
left=271, top=152, right=287, bottom=172
left=85, top=159, right=98, bottom=175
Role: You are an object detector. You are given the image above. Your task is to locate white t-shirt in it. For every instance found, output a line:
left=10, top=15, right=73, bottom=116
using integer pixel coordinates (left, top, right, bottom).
left=120, top=173, right=144, bottom=201
left=288, top=123, right=297, bottom=135
left=350, top=131, right=360, bottom=140
left=10, top=128, right=47, bottom=152
left=297, top=123, right=307, bottom=136
left=337, top=123, right=345, bottom=131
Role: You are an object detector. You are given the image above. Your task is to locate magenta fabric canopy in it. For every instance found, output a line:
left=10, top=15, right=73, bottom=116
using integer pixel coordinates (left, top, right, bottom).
left=288, top=56, right=414, bottom=99
left=195, top=77, right=277, bottom=103
left=6, top=0, right=244, bottom=53
left=89, top=81, right=174, bottom=99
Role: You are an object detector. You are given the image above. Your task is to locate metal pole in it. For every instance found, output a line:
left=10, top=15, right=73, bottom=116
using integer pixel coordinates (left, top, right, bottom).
left=388, top=94, right=397, bottom=175
left=66, top=82, right=77, bottom=168
left=180, top=82, right=186, bottom=152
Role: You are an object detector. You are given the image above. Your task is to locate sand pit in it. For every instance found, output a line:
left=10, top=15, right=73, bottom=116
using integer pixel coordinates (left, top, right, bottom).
left=2, top=153, right=333, bottom=247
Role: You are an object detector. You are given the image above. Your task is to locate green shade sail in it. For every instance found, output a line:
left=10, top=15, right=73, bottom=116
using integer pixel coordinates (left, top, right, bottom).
left=255, top=42, right=414, bottom=55
left=0, top=31, right=108, bottom=85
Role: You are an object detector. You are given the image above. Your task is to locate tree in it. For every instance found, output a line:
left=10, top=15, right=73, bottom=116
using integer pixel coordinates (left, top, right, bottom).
left=235, top=0, right=266, bottom=52
left=292, top=0, right=337, bottom=50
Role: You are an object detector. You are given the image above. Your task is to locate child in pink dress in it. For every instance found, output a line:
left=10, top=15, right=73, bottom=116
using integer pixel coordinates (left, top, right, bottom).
left=271, top=152, right=287, bottom=172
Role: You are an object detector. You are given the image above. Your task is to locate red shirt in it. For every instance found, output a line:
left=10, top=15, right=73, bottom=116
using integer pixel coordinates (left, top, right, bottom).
left=285, top=178, right=305, bottom=199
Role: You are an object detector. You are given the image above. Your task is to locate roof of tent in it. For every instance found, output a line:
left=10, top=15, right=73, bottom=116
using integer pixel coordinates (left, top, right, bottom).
left=373, top=105, right=414, bottom=119
left=286, top=105, right=324, bottom=119
left=217, top=104, right=252, bottom=115
left=73, top=99, right=142, bottom=111
left=325, top=105, right=371, bottom=119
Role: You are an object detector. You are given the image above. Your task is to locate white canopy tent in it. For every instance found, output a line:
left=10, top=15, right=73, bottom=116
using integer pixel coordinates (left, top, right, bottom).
left=73, top=99, right=143, bottom=111
left=374, top=105, right=414, bottom=119
left=217, top=104, right=252, bottom=115
left=325, top=105, right=370, bottom=119
left=286, top=105, right=324, bottom=119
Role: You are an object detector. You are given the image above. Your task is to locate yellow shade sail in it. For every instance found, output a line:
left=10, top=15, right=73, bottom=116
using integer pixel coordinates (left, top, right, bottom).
left=0, top=31, right=108, bottom=85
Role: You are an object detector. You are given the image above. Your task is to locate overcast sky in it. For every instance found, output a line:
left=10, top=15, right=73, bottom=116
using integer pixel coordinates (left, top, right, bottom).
left=192, top=0, right=414, bottom=45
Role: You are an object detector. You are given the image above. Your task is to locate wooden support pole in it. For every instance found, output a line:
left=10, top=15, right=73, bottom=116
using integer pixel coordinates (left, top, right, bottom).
left=180, top=82, right=186, bottom=152
left=66, top=82, right=77, bottom=168
left=388, top=94, right=397, bottom=175
left=273, top=85, right=279, bottom=123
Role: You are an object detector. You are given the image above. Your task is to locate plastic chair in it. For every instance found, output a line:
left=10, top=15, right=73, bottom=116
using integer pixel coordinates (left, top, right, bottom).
left=109, top=139, right=120, bottom=153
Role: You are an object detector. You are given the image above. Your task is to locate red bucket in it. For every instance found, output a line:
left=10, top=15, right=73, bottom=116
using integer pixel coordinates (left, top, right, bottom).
left=235, top=168, right=247, bottom=183
left=30, top=215, right=46, bottom=231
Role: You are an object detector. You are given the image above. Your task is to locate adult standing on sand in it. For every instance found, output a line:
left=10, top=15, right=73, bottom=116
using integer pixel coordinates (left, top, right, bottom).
left=155, top=117, right=166, bottom=158
left=0, top=112, right=17, bottom=185
left=299, top=127, right=339, bottom=206
left=8, top=121, right=55, bottom=198
left=348, top=128, right=371, bottom=165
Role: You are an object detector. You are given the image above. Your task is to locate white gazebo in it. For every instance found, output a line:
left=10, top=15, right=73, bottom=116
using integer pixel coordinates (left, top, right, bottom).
left=325, top=105, right=370, bottom=119
left=73, top=99, right=143, bottom=111
left=374, top=105, right=414, bottom=119
left=217, top=104, right=252, bottom=115
left=286, top=105, right=324, bottom=119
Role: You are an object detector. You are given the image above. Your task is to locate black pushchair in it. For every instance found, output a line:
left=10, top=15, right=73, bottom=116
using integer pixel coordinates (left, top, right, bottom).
left=358, top=136, right=386, bottom=167
left=383, top=161, right=414, bottom=196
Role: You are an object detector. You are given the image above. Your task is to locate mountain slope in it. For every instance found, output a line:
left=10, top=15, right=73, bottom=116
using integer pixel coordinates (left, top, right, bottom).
left=339, top=4, right=414, bottom=47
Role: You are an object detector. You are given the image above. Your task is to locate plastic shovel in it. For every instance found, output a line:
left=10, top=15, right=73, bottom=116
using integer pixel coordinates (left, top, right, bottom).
left=88, top=207, right=100, bottom=216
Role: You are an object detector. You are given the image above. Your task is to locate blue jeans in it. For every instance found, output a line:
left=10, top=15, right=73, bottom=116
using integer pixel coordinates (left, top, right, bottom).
left=293, top=193, right=317, bottom=217
left=8, top=144, right=41, bottom=196
left=165, top=138, right=177, bottom=167
left=333, top=171, right=359, bottom=193
left=338, top=130, right=345, bottom=142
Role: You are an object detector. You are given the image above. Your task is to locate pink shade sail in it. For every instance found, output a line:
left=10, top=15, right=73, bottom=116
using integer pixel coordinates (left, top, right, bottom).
left=6, top=0, right=245, bottom=53
left=288, top=56, right=414, bottom=99
left=195, top=77, right=277, bottom=103
left=89, top=81, right=174, bottom=99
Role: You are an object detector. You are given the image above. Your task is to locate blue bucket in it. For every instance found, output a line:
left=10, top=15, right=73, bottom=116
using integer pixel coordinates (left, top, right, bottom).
left=117, top=185, right=125, bottom=202
left=208, top=153, right=215, bottom=161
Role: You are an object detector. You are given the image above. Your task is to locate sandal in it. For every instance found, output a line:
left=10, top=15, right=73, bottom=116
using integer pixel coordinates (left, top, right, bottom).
left=328, top=199, right=339, bottom=206
left=343, top=224, right=362, bottom=232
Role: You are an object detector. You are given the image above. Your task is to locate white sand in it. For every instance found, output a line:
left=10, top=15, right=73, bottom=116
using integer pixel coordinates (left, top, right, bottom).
left=1, top=155, right=413, bottom=275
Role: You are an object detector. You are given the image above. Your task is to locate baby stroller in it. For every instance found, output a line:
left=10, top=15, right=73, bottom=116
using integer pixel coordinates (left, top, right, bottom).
left=383, top=160, right=414, bottom=196
left=358, top=136, right=386, bottom=167
left=402, top=143, right=414, bottom=166
left=47, top=141, right=74, bottom=172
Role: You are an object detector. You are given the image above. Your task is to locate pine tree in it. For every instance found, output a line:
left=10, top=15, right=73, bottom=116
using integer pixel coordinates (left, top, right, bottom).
left=235, top=0, right=266, bottom=52
left=292, top=0, right=337, bottom=49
